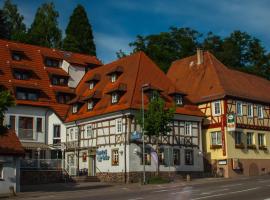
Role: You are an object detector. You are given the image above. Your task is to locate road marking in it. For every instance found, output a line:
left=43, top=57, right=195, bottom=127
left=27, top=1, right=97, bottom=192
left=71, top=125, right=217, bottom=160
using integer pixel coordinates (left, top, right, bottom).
left=153, top=189, right=169, bottom=193
left=220, top=183, right=242, bottom=188
left=200, top=188, right=229, bottom=195
left=128, top=198, right=144, bottom=200
left=258, top=180, right=270, bottom=183
left=191, top=187, right=259, bottom=200
left=171, top=190, right=190, bottom=195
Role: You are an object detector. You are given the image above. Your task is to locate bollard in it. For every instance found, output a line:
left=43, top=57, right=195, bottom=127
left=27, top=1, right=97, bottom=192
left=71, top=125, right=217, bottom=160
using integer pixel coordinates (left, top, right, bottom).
left=186, top=174, right=191, bottom=182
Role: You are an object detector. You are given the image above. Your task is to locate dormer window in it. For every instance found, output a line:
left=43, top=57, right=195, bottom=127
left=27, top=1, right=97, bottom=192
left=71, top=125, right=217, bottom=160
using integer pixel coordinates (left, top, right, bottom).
left=87, top=101, right=94, bottom=110
left=12, top=52, right=24, bottom=61
left=72, top=104, right=78, bottom=113
left=13, top=70, right=30, bottom=80
left=51, top=76, right=68, bottom=86
left=89, top=82, right=95, bottom=90
left=45, top=58, right=60, bottom=67
left=111, top=92, right=119, bottom=104
left=111, top=73, right=117, bottom=83
left=175, top=95, right=183, bottom=106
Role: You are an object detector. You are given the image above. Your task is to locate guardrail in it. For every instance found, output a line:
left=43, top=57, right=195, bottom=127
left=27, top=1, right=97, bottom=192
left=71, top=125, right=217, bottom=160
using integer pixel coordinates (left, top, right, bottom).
left=20, top=159, right=63, bottom=169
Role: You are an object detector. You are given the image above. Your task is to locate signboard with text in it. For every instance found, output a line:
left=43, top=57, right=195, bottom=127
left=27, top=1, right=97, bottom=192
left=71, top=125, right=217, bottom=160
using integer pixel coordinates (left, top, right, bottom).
left=227, top=113, right=236, bottom=132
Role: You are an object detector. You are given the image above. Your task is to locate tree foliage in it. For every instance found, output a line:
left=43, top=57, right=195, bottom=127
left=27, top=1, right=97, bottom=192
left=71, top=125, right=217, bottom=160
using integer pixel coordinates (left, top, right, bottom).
left=120, top=28, right=270, bottom=80
left=63, top=4, right=96, bottom=55
left=0, top=90, right=15, bottom=127
left=0, top=9, right=9, bottom=39
left=28, top=2, right=61, bottom=48
left=2, top=0, right=27, bottom=42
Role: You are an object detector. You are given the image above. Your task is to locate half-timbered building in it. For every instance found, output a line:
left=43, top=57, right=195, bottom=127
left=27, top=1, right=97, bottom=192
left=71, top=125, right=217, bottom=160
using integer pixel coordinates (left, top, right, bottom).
left=65, top=52, right=204, bottom=182
left=167, top=49, right=270, bottom=177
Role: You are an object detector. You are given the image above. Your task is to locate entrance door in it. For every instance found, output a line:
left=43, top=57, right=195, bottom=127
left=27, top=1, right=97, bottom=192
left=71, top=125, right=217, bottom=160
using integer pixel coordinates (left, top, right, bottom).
left=88, top=155, right=96, bottom=176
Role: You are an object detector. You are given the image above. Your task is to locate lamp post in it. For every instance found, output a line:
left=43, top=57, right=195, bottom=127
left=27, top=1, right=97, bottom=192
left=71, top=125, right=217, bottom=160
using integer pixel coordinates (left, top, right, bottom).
left=141, top=83, right=149, bottom=184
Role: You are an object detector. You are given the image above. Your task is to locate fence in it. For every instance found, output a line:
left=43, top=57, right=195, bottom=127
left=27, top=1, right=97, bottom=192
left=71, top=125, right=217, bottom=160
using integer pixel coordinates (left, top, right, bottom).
left=20, top=159, right=63, bottom=170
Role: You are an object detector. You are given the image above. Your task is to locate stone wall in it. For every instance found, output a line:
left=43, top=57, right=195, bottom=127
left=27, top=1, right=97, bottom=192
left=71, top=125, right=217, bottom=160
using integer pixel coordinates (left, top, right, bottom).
left=21, top=170, right=68, bottom=185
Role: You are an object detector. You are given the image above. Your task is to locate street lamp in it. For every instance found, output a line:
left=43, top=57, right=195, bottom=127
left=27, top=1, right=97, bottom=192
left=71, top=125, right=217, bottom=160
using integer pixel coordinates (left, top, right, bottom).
left=141, top=83, right=149, bottom=184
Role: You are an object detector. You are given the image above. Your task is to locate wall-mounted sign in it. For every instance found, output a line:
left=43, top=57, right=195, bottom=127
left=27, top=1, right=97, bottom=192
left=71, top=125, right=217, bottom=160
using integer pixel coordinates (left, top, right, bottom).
left=227, top=113, right=236, bottom=132
left=218, top=159, right=227, bottom=165
left=96, top=150, right=110, bottom=162
left=130, top=131, right=141, bottom=141
left=82, top=152, right=87, bottom=162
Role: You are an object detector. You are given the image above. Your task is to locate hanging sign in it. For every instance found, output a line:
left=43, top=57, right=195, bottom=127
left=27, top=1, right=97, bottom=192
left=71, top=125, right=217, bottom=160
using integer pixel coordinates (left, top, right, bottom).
left=227, top=113, right=236, bottom=132
left=130, top=131, right=142, bottom=141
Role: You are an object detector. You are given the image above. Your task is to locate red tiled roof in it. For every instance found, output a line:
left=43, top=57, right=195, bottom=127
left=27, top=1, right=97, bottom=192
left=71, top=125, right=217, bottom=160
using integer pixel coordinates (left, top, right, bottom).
left=167, top=51, right=270, bottom=104
left=0, top=129, right=24, bottom=156
left=0, top=39, right=102, bottom=120
left=66, top=52, right=203, bottom=122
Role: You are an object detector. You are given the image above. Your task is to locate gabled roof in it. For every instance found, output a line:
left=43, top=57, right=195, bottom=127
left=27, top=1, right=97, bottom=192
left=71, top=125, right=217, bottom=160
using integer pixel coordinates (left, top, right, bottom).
left=0, top=39, right=102, bottom=120
left=167, top=51, right=270, bottom=104
left=0, top=129, right=24, bottom=156
left=66, top=52, right=203, bottom=122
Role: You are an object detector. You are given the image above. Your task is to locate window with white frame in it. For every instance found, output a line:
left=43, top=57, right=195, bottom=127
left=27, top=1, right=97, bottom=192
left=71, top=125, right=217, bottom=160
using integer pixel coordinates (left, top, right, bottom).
left=116, top=119, right=122, bottom=134
left=236, top=101, right=243, bottom=116
left=75, top=128, right=78, bottom=140
left=86, top=125, right=93, bottom=138
left=112, top=149, right=119, bottom=166
left=258, top=133, right=265, bottom=146
left=175, top=95, right=183, bottom=106
left=0, top=163, right=3, bottom=179
left=247, top=104, right=253, bottom=117
left=72, top=104, right=78, bottom=113
left=111, top=92, right=119, bottom=104
left=212, top=101, right=221, bottom=116
left=257, top=105, right=264, bottom=119
left=111, top=74, right=117, bottom=83
left=87, top=101, right=94, bottom=110
left=234, top=131, right=242, bottom=145
left=53, top=125, right=61, bottom=144
left=89, top=82, right=94, bottom=90
left=211, top=131, right=222, bottom=145
left=185, top=149, right=194, bottom=165
left=69, top=128, right=74, bottom=141
left=247, top=132, right=254, bottom=145
left=184, top=122, right=192, bottom=136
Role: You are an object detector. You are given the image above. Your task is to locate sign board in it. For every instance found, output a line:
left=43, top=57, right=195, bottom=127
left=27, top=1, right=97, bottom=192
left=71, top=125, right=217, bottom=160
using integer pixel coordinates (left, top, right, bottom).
left=96, top=150, right=110, bottom=162
left=218, top=159, right=227, bottom=165
left=130, top=131, right=142, bottom=141
left=227, top=113, right=236, bottom=132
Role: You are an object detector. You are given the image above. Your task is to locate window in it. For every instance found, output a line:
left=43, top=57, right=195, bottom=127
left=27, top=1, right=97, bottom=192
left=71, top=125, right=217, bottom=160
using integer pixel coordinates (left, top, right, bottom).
left=13, top=71, right=30, bottom=80
left=53, top=125, right=61, bottom=144
left=185, top=122, right=192, bottom=136
left=258, top=134, right=265, bottom=146
left=116, top=119, right=122, bottom=134
left=257, top=105, right=264, bottom=119
left=9, top=115, right=15, bottom=130
left=75, top=128, right=78, bottom=140
left=212, top=101, right=221, bottom=116
left=51, top=76, right=68, bottom=86
left=158, top=148, right=164, bottom=165
left=86, top=125, right=93, bottom=138
left=211, top=131, right=222, bottom=145
left=12, top=52, right=23, bottom=61
left=16, top=90, right=38, bottom=101
left=19, top=117, right=33, bottom=140
left=234, top=132, right=242, bottom=145
left=112, top=149, right=119, bottom=166
left=247, top=132, right=254, bottom=145
left=57, top=94, right=71, bottom=104
left=0, top=163, right=3, bottom=179
left=111, top=74, right=117, bottom=83
left=111, top=93, right=119, bottom=104
left=141, top=148, right=151, bottom=165
left=236, top=101, right=243, bottom=116
left=45, top=58, right=60, bottom=67
left=89, top=82, right=95, bottom=89
left=72, top=104, right=78, bottom=113
left=185, top=150, right=194, bottom=165
left=69, top=129, right=74, bottom=141
left=36, top=118, right=43, bottom=132
left=175, top=95, right=183, bottom=106
left=173, top=149, right=180, bottom=165
left=87, top=101, right=94, bottom=110
left=247, top=104, right=253, bottom=117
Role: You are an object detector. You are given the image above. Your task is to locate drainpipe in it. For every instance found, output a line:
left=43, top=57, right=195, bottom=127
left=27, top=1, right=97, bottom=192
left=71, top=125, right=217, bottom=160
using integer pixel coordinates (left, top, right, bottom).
left=75, top=120, right=80, bottom=176
left=124, top=114, right=128, bottom=183
left=45, top=108, right=50, bottom=159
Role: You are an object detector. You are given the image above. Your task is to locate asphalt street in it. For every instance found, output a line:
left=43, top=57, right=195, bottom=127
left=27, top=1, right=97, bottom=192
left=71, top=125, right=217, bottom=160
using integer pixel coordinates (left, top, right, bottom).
left=11, top=175, right=270, bottom=200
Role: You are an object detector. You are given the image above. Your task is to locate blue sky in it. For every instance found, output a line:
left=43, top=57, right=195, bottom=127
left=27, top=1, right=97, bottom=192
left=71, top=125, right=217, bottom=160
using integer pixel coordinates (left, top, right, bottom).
left=1, top=0, right=270, bottom=64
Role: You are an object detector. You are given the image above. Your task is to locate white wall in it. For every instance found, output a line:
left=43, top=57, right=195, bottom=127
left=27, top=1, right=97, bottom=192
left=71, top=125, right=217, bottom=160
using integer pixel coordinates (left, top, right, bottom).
left=0, top=156, right=20, bottom=195
left=67, top=65, right=85, bottom=88
left=47, top=111, right=66, bottom=145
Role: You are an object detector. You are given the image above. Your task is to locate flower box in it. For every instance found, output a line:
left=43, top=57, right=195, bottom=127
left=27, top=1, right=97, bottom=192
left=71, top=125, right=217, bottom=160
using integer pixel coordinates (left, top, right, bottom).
left=247, top=144, right=257, bottom=150
left=210, top=144, right=222, bottom=149
left=259, top=145, right=268, bottom=150
left=235, top=143, right=245, bottom=149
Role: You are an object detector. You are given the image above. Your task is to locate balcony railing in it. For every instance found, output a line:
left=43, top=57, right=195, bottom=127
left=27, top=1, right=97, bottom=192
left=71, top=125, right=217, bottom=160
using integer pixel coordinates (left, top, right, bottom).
left=20, top=159, right=63, bottom=169
left=18, top=128, right=45, bottom=143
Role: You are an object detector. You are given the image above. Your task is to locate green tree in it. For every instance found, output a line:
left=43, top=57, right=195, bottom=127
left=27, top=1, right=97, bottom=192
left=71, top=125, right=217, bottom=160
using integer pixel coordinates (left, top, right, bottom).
left=202, top=32, right=223, bottom=56
left=137, top=91, right=175, bottom=175
left=2, top=0, right=27, bottom=42
left=63, top=4, right=96, bottom=55
left=0, top=90, right=15, bottom=128
left=28, top=2, right=61, bottom=48
left=0, top=9, right=9, bottom=39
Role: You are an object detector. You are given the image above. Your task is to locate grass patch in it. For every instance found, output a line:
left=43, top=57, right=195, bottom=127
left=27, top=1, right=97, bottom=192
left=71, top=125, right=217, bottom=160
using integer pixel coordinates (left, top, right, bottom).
left=147, top=176, right=170, bottom=184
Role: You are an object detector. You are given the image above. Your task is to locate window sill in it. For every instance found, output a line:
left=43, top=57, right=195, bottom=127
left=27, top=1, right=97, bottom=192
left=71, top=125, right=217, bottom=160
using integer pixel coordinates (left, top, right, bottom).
left=210, top=145, right=222, bottom=149
left=235, top=144, right=245, bottom=149
left=259, top=146, right=267, bottom=150
left=247, top=145, right=257, bottom=150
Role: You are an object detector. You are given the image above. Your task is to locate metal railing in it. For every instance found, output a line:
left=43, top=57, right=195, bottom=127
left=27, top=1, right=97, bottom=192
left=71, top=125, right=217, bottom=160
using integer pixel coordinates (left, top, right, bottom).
left=20, top=159, right=63, bottom=169
left=18, top=129, right=45, bottom=142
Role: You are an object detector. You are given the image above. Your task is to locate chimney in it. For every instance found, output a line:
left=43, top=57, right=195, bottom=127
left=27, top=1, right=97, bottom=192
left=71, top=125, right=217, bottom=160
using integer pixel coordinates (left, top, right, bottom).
left=196, top=48, right=204, bottom=65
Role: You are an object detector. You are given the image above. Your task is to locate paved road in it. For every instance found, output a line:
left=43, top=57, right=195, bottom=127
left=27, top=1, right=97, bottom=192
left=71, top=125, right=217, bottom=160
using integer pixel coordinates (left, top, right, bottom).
left=11, top=175, right=270, bottom=200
